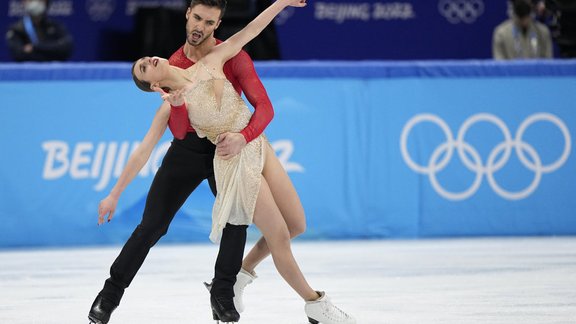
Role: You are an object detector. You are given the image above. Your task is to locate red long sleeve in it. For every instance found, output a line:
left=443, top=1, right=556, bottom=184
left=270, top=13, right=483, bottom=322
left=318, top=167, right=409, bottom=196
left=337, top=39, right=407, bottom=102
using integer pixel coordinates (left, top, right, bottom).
left=166, top=44, right=274, bottom=143
left=167, top=47, right=194, bottom=137
left=169, top=103, right=189, bottom=140
left=227, top=51, right=274, bottom=143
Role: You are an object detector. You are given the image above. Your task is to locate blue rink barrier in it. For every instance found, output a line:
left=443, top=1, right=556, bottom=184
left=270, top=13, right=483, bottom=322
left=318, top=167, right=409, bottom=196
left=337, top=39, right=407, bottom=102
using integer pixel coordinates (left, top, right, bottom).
left=1, top=60, right=575, bottom=248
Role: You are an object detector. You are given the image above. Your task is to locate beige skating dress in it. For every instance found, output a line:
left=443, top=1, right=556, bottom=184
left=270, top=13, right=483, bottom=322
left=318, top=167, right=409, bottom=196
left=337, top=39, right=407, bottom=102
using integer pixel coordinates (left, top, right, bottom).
left=184, top=62, right=266, bottom=243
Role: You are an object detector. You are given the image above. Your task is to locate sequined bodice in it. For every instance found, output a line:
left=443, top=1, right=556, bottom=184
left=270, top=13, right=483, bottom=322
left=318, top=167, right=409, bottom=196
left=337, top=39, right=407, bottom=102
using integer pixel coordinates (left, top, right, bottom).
left=184, top=78, right=252, bottom=144
left=181, top=64, right=265, bottom=243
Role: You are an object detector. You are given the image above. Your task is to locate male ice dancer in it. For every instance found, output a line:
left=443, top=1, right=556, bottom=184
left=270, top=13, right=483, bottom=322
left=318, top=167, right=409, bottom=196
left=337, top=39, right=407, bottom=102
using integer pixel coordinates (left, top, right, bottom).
left=88, top=0, right=273, bottom=323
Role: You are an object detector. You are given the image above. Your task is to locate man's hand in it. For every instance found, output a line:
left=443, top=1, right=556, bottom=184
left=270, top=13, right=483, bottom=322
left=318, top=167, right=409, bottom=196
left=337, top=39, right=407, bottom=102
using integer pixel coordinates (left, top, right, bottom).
left=98, top=195, right=119, bottom=225
left=216, top=132, right=247, bottom=160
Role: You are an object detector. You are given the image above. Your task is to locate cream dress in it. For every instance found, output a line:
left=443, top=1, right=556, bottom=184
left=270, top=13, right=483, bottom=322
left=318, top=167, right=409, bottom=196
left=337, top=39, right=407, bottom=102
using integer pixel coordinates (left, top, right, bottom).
left=183, top=62, right=266, bottom=243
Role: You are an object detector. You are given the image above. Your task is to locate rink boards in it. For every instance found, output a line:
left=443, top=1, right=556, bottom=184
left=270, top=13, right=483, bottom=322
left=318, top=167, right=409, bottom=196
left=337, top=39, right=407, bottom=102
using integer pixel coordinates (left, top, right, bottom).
left=0, top=60, right=575, bottom=247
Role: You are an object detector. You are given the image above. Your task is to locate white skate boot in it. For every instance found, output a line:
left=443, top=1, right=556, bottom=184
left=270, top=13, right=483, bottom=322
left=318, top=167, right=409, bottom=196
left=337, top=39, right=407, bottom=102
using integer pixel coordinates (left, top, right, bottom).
left=305, top=291, right=356, bottom=324
left=233, top=268, right=257, bottom=313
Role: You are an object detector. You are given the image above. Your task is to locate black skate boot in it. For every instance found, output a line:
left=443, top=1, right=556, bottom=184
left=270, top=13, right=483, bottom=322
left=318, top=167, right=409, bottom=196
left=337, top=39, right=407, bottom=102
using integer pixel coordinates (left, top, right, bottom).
left=210, top=294, right=240, bottom=323
left=88, top=294, right=117, bottom=324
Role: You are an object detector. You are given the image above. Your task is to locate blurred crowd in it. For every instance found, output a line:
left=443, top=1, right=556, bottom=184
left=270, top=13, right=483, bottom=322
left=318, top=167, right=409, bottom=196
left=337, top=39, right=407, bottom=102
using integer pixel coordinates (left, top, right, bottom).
left=4, top=0, right=576, bottom=62
left=5, top=0, right=73, bottom=62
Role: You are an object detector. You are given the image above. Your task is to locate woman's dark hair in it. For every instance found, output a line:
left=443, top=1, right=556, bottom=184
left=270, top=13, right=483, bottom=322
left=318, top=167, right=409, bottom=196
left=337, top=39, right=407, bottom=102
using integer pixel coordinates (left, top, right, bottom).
left=189, top=0, right=227, bottom=18
left=131, top=60, right=172, bottom=93
left=131, top=60, right=153, bottom=92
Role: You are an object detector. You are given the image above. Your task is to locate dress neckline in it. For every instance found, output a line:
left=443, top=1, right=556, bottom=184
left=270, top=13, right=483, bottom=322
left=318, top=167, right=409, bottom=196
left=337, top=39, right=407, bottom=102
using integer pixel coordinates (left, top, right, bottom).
left=198, top=61, right=226, bottom=81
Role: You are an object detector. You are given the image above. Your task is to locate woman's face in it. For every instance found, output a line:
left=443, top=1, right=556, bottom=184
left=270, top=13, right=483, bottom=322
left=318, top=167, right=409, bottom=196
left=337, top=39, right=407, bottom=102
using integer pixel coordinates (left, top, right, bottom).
left=133, top=56, right=169, bottom=86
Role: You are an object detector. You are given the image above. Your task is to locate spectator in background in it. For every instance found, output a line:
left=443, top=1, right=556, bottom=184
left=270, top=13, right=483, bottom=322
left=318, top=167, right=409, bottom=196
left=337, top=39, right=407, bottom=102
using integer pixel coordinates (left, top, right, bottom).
left=5, top=0, right=73, bottom=61
left=534, top=0, right=548, bottom=20
left=545, top=0, right=576, bottom=58
left=493, top=0, right=552, bottom=59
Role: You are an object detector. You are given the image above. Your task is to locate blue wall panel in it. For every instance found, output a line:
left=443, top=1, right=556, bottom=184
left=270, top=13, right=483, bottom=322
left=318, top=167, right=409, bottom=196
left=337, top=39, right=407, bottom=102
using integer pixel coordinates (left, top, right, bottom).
left=0, top=61, right=575, bottom=247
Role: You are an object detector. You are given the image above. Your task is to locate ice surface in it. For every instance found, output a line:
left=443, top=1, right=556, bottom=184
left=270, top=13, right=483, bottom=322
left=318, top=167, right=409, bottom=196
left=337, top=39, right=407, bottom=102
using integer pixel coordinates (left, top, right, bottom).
left=0, top=238, right=575, bottom=324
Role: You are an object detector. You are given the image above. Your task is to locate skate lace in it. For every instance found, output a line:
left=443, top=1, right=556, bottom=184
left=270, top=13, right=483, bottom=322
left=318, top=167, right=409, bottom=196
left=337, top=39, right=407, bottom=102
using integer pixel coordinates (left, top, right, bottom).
left=236, top=286, right=245, bottom=299
left=321, top=300, right=352, bottom=321
left=235, top=272, right=253, bottom=295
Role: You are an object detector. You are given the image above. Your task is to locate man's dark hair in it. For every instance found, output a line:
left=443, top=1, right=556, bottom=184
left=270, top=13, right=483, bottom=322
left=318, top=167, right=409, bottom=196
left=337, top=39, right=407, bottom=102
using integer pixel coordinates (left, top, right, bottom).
left=189, top=0, right=227, bottom=18
left=131, top=61, right=153, bottom=92
left=513, top=0, right=533, bottom=19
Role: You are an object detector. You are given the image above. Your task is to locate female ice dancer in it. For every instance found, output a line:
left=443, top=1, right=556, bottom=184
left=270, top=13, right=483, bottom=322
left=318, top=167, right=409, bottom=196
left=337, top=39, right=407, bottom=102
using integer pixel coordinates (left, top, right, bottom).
left=132, top=0, right=356, bottom=323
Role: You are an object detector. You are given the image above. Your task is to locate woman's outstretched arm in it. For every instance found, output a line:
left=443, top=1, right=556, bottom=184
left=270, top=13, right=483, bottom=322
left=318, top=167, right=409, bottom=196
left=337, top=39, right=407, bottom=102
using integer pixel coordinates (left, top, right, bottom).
left=97, top=103, right=169, bottom=224
left=209, top=0, right=306, bottom=64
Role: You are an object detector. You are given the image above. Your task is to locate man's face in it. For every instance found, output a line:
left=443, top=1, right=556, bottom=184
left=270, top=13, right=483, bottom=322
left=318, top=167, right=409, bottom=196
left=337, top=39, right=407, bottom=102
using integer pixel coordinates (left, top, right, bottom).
left=185, top=4, right=222, bottom=47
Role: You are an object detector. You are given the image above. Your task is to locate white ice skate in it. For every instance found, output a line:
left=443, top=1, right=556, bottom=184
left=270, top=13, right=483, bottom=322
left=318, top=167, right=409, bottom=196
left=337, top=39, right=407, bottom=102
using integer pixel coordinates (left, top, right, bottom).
left=233, top=268, right=257, bottom=313
left=304, top=291, right=356, bottom=324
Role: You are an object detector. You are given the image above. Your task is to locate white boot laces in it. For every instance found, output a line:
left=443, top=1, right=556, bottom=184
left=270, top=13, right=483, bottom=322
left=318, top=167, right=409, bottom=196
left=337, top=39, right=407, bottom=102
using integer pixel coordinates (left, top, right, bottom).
left=321, top=299, right=351, bottom=321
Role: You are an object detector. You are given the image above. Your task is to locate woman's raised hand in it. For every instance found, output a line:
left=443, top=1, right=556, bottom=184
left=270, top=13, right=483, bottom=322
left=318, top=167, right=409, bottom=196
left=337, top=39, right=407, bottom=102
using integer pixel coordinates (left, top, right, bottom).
left=283, top=0, right=307, bottom=8
left=152, top=86, right=186, bottom=107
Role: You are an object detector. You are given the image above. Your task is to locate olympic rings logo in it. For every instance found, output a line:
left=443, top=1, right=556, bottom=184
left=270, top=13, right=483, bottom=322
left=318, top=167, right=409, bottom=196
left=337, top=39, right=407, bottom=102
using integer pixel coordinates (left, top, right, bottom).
left=438, top=0, right=484, bottom=24
left=400, top=113, right=571, bottom=200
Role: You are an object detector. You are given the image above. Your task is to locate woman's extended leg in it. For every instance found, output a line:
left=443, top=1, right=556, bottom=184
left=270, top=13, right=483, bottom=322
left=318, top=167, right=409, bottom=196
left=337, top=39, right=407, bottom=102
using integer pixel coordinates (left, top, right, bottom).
left=251, top=173, right=318, bottom=301
left=242, top=144, right=306, bottom=273
left=251, top=161, right=357, bottom=324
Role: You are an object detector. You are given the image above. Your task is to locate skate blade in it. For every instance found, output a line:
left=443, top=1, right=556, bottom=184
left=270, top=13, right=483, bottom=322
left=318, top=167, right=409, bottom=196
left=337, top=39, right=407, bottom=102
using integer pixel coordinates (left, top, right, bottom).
left=88, top=316, right=103, bottom=324
left=308, top=317, right=320, bottom=324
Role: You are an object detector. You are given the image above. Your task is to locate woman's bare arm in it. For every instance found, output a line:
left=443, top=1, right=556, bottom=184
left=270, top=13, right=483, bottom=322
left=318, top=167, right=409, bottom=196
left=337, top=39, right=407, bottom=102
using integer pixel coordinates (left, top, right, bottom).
left=208, top=0, right=306, bottom=65
left=97, top=103, right=170, bottom=224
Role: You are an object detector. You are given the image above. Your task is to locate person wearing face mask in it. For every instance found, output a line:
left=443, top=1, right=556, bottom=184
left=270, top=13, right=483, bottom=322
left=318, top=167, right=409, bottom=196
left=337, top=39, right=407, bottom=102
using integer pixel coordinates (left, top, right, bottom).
left=492, top=0, right=553, bottom=59
left=5, top=0, right=73, bottom=61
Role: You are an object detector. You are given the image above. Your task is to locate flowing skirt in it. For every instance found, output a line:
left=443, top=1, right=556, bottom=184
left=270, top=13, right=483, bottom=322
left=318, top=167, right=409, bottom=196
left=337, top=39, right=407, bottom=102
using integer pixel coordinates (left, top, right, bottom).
left=209, top=134, right=267, bottom=243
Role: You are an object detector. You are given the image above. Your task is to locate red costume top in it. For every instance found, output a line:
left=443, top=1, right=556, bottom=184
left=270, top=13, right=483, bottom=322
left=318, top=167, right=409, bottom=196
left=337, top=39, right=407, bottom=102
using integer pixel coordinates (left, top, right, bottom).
left=167, top=41, right=274, bottom=143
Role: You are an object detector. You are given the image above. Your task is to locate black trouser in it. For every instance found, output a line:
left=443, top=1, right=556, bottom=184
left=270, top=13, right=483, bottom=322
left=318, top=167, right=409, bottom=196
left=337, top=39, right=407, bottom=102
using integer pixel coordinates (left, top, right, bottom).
left=99, top=133, right=247, bottom=305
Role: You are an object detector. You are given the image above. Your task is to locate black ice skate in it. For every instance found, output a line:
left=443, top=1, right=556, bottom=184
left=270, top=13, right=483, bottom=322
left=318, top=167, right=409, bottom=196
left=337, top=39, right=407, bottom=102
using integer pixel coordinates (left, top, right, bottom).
left=203, top=270, right=257, bottom=314
left=209, top=289, right=240, bottom=323
left=88, top=294, right=117, bottom=324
